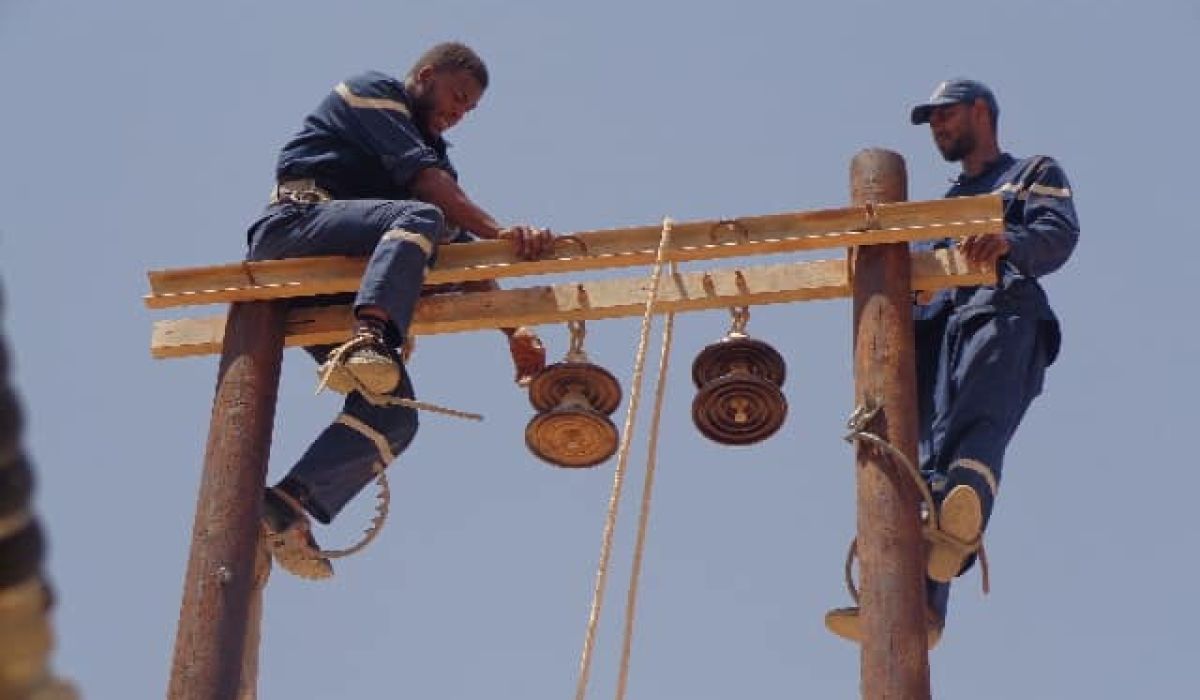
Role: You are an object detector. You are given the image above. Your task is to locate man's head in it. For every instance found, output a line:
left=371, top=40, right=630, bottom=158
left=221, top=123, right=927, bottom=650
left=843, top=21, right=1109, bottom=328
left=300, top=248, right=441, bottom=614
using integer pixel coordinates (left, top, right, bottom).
left=405, top=42, right=489, bottom=137
left=910, top=78, right=999, bottom=163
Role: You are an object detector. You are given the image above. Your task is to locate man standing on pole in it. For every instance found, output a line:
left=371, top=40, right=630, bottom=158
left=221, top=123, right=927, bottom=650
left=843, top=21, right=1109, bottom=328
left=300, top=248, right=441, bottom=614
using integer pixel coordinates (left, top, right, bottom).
left=245, top=42, right=553, bottom=580
left=826, top=78, right=1080, bottom=646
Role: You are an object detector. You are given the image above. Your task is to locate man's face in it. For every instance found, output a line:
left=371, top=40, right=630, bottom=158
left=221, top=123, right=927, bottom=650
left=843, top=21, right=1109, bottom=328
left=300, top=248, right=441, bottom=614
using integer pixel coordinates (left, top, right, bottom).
left=410, top=66, right=484, bottom=137
left=928, top=102, right=977, bottom=162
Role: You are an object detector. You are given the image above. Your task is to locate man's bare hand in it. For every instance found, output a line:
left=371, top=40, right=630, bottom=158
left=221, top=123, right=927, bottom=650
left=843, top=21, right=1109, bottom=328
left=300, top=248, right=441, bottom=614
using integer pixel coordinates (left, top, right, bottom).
left=500, top=226, right=555, bottom=260
left=506, top=326, right=546, bottom=387
left=958, top=233, right=1010, bottom=265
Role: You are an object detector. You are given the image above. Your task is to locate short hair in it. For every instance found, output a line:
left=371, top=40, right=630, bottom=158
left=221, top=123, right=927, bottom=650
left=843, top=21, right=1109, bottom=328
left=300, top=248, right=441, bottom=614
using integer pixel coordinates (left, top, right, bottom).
left=974, top=97, right=999, bottom=131
left=408, top=42, right=489, bottom=90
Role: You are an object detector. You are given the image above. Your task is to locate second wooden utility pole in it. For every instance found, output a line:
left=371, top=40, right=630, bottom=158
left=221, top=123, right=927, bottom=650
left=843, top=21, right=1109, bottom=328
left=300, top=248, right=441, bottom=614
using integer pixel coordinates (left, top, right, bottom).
left=849, top=149, right=932, bottom=699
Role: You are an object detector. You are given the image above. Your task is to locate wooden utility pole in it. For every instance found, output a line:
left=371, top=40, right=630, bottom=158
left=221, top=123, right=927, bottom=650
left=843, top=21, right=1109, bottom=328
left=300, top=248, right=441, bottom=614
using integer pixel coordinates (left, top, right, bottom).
left=849, top=149, right=931, bottom=698
left=169, top=301, right=285, bottom=700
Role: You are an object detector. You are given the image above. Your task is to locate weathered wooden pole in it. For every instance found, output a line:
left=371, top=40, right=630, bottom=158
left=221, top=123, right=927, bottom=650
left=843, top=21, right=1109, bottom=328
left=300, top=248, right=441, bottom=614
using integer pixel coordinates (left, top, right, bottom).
left=169, top=301, right=285, bottom=699
left=849, top=149, right=931, bottom=699
left=236, top=541, right=272, bottom=700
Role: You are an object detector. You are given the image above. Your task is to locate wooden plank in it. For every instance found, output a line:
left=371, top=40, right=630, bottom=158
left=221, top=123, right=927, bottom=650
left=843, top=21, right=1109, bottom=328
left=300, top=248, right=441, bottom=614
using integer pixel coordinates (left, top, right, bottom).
left=144, top=195, right=1001, bottom=309
left=151, top=249, right=990, bottom=359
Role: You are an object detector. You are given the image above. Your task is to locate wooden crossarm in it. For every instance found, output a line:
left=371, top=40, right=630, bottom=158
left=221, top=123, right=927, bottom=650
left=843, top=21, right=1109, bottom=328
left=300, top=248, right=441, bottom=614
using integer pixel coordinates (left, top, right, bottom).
left=144, top=195, right=1001, bottom=310
left=151, top=249, right=991, bottom=359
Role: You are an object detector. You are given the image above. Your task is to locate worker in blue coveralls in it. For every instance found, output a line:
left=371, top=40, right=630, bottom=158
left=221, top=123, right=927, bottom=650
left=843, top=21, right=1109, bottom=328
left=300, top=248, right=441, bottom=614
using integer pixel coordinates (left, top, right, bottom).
left=826, top=78, right=1079, bottom=647
left=245, top=42, right=555, bottom=580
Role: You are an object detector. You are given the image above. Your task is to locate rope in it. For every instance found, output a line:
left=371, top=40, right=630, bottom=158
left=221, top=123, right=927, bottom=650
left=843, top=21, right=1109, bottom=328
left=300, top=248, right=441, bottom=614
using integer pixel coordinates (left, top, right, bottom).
left=615, top=264, right=678, bottom=700
left=318, top=468, right=390, bottom=560
left=364, top=394, right=483, bottom=422
left=574, top=218, right=674, bottom=700
left=843, top=402, right=937, bottom=529
left=842, top=401, right=990, bottom=597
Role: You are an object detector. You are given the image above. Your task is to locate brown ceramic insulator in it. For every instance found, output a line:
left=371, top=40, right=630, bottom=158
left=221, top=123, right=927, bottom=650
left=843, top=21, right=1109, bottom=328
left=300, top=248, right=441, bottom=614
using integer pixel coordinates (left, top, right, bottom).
left=691, top=373, right=788, bottom=445
left=524, top=405, right=620, bottom=468
left=527, top=362, right=623, bottom=415
left=690, top=336, right=787, bottom=389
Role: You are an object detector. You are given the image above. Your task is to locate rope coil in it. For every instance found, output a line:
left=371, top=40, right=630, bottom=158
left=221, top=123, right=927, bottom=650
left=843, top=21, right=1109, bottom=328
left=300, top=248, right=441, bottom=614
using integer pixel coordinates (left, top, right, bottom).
left=841, top=401, right=990, bottom=599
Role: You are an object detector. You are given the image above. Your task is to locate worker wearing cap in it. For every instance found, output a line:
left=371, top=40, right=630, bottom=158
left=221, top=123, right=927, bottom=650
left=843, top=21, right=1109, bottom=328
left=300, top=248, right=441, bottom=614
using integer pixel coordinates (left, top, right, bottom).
left=245, top=42, right=553, bottom=580
left=826, top=78, right=1080, bottom=647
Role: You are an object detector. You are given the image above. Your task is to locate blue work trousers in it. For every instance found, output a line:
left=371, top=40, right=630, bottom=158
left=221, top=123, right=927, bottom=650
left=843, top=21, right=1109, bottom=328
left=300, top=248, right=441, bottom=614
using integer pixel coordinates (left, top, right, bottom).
left=915, top=305, right=1050, bottom=618
left=246, top=199, right=445, bottom=522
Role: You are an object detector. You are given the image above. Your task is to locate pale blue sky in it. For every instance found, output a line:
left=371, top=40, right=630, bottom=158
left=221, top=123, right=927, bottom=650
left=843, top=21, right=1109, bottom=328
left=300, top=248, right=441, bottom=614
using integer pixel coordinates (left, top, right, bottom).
left=2, top=0, right=1197, bottom=698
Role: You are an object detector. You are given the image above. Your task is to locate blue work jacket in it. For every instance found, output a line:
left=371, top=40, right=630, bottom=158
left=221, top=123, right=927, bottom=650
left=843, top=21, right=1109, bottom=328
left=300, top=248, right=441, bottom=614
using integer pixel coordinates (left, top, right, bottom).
left=913, top=153, right=1079, bottom=361
left=275, top=71, right=457, bottom=200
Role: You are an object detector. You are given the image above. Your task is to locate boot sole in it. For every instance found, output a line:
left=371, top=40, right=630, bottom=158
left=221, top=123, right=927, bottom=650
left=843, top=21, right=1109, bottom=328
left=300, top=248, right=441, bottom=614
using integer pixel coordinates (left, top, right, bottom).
left=824, top=606, right=942, bottom=650
left=927, top=485, right=983, bottom=583
left=348, top=360, right=400, bottom=395
left=264, top=526, right=334, bottom=581
left=319, top=359, right=400, bottom=396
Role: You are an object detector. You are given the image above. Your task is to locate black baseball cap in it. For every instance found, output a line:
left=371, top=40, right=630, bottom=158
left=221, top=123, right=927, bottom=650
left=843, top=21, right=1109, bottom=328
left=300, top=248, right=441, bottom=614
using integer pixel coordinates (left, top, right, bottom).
left=910, top=78, right=999, bottom=125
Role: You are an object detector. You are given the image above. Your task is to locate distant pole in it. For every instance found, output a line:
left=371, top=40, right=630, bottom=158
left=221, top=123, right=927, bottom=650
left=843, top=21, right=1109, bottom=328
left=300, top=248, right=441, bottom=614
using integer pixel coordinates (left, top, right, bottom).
left=0, top=283, right=78, bottom=699
left=169, top=301, right=285, bottom=699
left=849, top=149, right=931, bottom=699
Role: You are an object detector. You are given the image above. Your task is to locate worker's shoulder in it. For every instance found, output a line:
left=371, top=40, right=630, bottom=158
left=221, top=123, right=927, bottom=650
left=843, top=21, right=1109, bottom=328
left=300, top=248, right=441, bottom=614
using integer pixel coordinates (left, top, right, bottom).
left=1008, top=153, right=1070, bottom=179
left=338, top=70, right=408, bottom=100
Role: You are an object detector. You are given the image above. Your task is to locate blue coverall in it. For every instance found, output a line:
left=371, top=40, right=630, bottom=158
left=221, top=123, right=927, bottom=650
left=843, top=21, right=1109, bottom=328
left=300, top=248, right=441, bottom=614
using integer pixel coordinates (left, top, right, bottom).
left=245, top=71, right=466, bottom=523
left=914, top=153, right=1080, bottom=617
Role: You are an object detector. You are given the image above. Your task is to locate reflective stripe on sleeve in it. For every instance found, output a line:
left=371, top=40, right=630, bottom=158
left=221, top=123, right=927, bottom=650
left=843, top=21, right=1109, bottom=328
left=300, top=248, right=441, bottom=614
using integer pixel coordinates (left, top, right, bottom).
left=335, top=82, right=412, bottom=116
left=994, top=182, right=1072, bottom=200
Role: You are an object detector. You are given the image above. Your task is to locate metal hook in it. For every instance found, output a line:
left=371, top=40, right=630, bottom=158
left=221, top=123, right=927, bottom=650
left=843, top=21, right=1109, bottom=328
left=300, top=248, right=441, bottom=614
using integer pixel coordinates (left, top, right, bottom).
left=734, top=269, right=749, bottom=294
left=728, top=306, right=750, bottom=337
left=708, top=219, right=751, bottom=244
left=862, top=202, right=881, bottom=231
left=566, top=319, right=588, bottom=362
left=554, top=234, right=590, bottom=256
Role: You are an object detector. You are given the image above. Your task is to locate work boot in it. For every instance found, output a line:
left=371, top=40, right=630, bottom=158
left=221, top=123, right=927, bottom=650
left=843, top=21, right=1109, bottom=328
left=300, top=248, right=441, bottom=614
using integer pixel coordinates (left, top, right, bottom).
left=318, top=316, right=401, bottom=396
left=926, top=484, right=984, bottom=583
left=262, top=487, right=333, bottom=580
left=824, top=606, right=944, bottom=650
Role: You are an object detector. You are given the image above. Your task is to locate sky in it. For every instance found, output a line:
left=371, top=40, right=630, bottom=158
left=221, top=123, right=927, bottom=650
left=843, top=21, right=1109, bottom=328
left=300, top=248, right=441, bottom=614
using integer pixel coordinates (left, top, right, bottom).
left=2, top=0, right=1198, bottom=698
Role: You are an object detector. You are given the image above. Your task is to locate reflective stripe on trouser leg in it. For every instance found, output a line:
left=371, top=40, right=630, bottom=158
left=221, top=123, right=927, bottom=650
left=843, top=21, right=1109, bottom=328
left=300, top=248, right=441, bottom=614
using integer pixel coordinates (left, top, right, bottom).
left=380, top=229, right=433, bottom=258
left=943, top=457, right=999, bottom=538
left=280, top=368, right=419, bottom=523
left=357, top=211, right=443, bottom=343
left=922, top=311, right=1048, bottom=524
left=925, top=460, right=993, bottom=621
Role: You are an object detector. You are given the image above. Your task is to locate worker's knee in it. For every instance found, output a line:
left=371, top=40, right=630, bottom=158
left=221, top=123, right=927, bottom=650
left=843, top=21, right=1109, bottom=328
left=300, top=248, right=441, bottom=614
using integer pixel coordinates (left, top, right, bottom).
left=381, top=407, right=419, bottom=455
left=389, top=200, right=445, bottom=242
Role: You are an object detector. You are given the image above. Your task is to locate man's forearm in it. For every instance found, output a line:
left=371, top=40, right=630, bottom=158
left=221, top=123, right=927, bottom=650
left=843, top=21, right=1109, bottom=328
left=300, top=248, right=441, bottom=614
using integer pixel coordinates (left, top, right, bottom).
left=411, top=167, right=503, bottom=239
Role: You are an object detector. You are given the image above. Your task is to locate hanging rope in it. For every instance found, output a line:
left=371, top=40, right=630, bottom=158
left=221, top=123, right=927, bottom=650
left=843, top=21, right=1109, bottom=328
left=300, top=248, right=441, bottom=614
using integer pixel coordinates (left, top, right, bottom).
left=574, top=218, right=674, bottom=700
left=614, top=262, right=678, bottom=700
